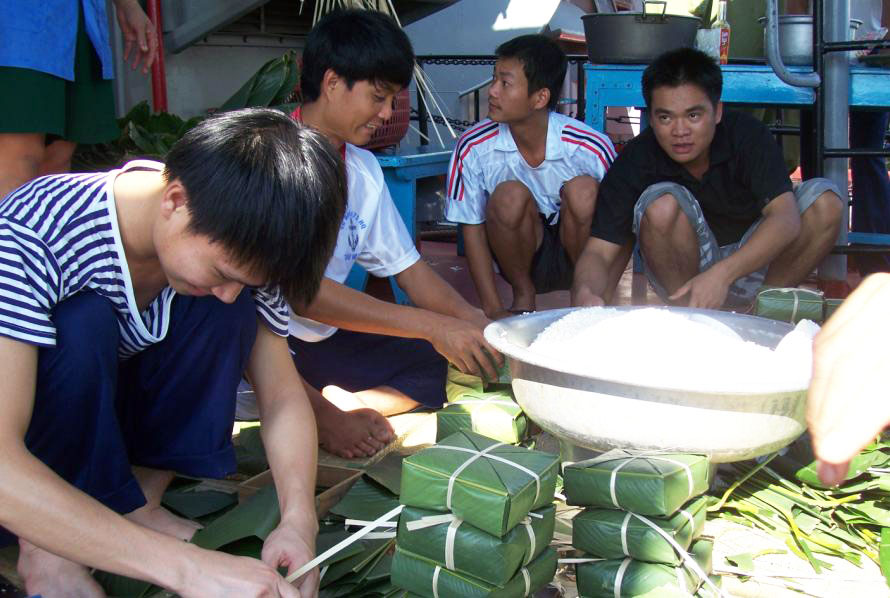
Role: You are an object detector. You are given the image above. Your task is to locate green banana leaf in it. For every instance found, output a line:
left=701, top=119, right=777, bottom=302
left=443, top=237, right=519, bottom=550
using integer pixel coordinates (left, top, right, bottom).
left=880, top=527, right=890, bottom=587
left=400, top=430, right=560, bottom=537
left=161, top=485, right=238, bottom=520
left=572, top=496, right=708, bottom=565
left=391, top=546, right=557, bottom=598
left=564, top=450, right=710, bottom=517
left=330, top=476, right=400, bottom=521
left=92, top=570, right=156, bottom=598
left=396, top=504, right=555, bottom=586
left=191, top=484, right=280, bottom=550
left=220, top=51, right=299, bottom=111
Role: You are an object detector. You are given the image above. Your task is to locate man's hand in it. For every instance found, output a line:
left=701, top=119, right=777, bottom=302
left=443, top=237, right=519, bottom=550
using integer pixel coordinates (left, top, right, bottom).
left=808, top=273, right=890, bottom=486
left=430, top=317, right=503, bottom=381
left=180, top=546, right=301, bottom=598
left=262, top=521, right=319, bottom=598
left=668, top=266, right=731, bottom=309
left=113, top=0, right=159, bottom=74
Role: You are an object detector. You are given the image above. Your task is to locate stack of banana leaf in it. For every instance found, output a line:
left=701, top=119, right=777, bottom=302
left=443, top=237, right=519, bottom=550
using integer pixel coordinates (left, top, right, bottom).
left=564, top=450, right=722, bottom=598
left=710, top=435, right=890, bottom=588
left=436, top=367, right=527, bottom=445
left=393, top=430, right=560, bottom=597
left=73, top=51, right=300, bottom=171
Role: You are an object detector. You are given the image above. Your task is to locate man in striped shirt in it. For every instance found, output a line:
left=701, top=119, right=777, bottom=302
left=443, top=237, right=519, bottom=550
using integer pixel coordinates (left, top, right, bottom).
left=446, top=35, right=615, bottom=319
left=0, top=109, right=343, bottom=596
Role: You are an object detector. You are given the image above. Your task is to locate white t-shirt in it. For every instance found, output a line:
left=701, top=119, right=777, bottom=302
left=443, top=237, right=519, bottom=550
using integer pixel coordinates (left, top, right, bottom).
left=445, top=111, right=615, bottom=226
left=0, top=160, right=290, bottom=358
left=288, top=144, right=420, bottom=342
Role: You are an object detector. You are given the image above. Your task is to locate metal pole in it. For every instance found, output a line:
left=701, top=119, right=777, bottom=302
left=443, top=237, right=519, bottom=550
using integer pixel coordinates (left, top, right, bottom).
left=819, top=0, right=850, bottom=281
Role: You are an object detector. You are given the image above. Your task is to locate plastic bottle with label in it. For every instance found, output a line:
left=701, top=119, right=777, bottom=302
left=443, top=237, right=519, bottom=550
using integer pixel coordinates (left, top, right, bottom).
left=714, top=0, right=731, bottom=64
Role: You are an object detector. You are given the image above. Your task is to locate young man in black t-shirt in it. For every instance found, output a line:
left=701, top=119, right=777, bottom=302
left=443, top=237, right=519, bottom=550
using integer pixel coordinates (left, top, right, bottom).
left=572, top=48, right=843, bottom=309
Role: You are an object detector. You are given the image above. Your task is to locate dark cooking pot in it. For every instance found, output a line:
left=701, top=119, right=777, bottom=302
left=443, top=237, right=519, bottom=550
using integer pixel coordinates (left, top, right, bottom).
left=582, top=0, right=701, bottom=64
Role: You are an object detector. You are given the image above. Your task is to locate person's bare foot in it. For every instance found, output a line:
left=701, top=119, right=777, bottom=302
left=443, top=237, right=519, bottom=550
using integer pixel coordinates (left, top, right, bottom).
left=17, top=538, right=105, bottom=598
left=316, top=404, right=395, bottom=459
left=125, top=503, right=202, bottom=541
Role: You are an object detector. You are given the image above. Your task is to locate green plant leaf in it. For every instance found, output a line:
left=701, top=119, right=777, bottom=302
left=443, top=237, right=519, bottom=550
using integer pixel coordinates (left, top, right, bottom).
left=329, top=477, right=399, bottom=521
left=880, top=528, right=890, bottom=587
left=191, top=484, right=280, bottom=550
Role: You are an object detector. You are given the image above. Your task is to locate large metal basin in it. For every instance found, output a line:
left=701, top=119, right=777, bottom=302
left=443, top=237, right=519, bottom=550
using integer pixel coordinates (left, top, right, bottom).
left=484, top=307, right=808, bottom=463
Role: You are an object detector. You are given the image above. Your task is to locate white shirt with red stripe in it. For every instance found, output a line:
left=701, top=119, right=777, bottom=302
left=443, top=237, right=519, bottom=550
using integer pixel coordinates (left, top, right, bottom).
left=445, top=111, right=615, bottom=225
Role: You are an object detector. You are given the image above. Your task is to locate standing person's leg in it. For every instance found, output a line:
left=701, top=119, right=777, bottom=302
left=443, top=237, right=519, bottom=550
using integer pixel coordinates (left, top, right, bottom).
left=850, top=110, right=890, bottom=274
left=485, top=180, right=544, bottom=313
left=15, top=292, right=145, bottom=597
left=117, top=292, right=258, bottom=531
left=633, top=183, right=706, bottom=303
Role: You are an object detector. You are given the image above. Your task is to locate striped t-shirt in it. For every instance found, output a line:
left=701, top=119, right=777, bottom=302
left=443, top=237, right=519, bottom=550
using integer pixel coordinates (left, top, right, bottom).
left=0, top=160, right=289, bottom=358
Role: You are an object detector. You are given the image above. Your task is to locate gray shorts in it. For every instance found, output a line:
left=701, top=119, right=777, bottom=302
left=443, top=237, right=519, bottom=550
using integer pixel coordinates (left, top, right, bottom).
left=631, top=178, right=842, bottom=305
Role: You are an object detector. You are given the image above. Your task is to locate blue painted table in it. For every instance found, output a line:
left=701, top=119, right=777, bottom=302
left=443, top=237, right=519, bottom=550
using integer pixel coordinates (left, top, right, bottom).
left=583, top=63, right=890, bottom=132
left=344, top=145, right=453, bottom=305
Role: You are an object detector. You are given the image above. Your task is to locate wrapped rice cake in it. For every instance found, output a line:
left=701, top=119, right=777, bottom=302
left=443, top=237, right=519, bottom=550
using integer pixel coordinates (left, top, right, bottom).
left=572, top=496, right=708, bottom=565
left=396, top=505, right=555, bottom=587
left=564, top=450, right=710, bottom=517
left=577, top=539, right=713, bottom=598
left=391, top=546, right=557, bottom=598
left=400, top=430, right=559, bottom=537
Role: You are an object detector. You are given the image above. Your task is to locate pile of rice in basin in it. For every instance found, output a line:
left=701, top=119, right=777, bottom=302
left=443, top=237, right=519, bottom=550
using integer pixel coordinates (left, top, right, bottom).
left=528, top=308, right=817, bottom=393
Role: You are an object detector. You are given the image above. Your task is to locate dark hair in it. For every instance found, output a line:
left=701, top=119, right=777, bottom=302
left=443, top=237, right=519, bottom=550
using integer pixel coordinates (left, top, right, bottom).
left=495, top=34, right=567, bottom=111
left=300, top=9, right=415, bottom=102
left=164, top=107, right=346, bottom=306
left=642, top=47, right=722, bottom=108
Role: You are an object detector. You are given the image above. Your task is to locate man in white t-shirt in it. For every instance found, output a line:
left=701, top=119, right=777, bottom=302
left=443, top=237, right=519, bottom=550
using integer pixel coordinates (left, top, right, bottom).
left=258, top=10, right=500, bottom=460
left=446, top=35, right=616, bottom=319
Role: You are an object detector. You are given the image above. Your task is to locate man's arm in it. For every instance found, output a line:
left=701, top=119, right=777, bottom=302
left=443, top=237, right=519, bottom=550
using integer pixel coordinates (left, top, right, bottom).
left=461, top=223, right=510, bottom=319
left=571, top=236, right=627, bottom=306
left=247, top=322, right=320, bottom=597
left=0, top=336, right=297, bottom=596
left=669, top=192, right=800, bottom=308
left=299, top=274, right=501, bottom=380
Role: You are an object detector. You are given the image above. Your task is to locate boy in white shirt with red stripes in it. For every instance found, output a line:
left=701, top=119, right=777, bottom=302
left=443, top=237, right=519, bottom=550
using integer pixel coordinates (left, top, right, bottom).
left=446, top=35, right=616, bottom=319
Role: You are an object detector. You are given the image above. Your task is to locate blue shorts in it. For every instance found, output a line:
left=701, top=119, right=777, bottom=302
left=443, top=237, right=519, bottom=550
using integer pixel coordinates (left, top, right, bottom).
left=1, top=290, right=257, bottom=545
left=289, top=329, right=447, bottom=408
left=632, top=178, right=842, bottom=305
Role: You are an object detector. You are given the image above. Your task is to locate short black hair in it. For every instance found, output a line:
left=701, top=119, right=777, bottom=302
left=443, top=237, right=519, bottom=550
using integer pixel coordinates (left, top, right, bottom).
left=642, top=47, right=723, bottom=108
left=164, top=107, right=346, bottom=306
left=495, top=34, right=567, bottom=111
left=300, top=9, right=415, bottom=102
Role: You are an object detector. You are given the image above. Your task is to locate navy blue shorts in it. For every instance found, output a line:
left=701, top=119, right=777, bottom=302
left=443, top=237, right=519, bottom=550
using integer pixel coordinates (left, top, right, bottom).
left=289, top=329, right=447, bottom=408
left=1, top=290, right=257, bottom=545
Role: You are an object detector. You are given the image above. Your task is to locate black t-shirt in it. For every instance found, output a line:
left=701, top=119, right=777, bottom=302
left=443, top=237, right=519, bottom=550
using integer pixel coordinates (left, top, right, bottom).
left=591, top=110, right=793, bottom=247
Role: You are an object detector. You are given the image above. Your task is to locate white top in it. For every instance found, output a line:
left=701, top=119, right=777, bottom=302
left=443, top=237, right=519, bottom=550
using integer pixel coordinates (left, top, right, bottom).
left=0, top=160, right=289, bottom=358
left=288, top=144, right=420, bottom=342
left=444, top=111, right=615, bottom=226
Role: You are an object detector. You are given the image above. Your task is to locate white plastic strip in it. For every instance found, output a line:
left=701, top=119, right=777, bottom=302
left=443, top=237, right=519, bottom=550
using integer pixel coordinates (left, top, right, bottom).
left=285, top=504, right=404, bottom=583
left=405, top=514, right=458, bottom=531
left=362, top=531, right=397, bottom=539
left=558, top=557, right=605, bottom=564
left=522, top=517, right=535, bottom=566
left=445, top=518, right=462, bottom=570
left=445, top=443, right=504, bottom=509
left=620, top=512, right=632, bottom=556
left=318, top=566, right=328, bottom=583
left=427, top=444, right=541, bottom=507
left=528, top=511, right=544, bottom=519
left=676, top=564, right=688, bottom=594
left=432, top=565, right=442, bottom=598
left=614, top=557, right=632, bottom=598
left=608, top=456, right=694, bottom=509
left=344, top=518, right=397, bottom=528
left=630, top=513, right=727, bottom=598
left=522, top=567, right=531, bottom=597
left=679, top=508, right=695, bottom=532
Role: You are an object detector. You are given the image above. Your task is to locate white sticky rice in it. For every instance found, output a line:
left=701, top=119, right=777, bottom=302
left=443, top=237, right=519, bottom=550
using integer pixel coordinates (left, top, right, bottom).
left=528, top=307, right=817, bottom=393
